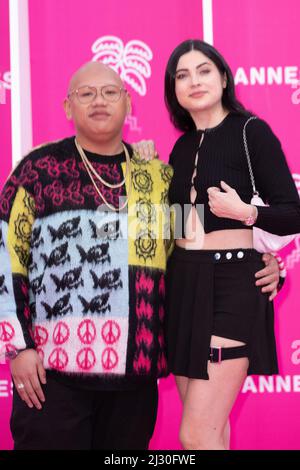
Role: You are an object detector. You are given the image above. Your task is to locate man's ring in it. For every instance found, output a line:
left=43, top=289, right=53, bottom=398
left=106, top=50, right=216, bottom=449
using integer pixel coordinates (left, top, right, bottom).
left=17, top=383, right=25, bottom=390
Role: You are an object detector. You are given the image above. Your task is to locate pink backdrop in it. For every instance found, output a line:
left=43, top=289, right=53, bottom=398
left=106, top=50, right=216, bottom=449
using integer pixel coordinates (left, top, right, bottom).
left=213, top=0, right=300, bottom=450
left=1, top=0, right=300, bottom=451
left=0, top=0, right=12, bottom=450
left=0, top=0, right=11, bottom=190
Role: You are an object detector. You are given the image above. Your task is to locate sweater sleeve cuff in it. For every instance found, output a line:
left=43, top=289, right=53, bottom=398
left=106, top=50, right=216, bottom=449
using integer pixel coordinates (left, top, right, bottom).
left=254, top=204, right=300, bottom=236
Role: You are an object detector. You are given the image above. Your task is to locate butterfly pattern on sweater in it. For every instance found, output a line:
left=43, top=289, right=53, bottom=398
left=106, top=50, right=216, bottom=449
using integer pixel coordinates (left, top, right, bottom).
left=42, top=293, right=73, bottom=319
left=0, top=275, right=8, bottom=296
left=48, top=216, right=82, bottom=242
left=50, top=267, right=84, bottom=292
left=0, top=137, right=172, bottom=379
left=90, top=268, right=123, bottom=291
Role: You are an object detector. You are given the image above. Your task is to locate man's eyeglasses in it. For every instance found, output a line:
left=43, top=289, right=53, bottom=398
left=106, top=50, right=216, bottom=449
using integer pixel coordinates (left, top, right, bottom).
left=68, top=85, right=127, bottom=104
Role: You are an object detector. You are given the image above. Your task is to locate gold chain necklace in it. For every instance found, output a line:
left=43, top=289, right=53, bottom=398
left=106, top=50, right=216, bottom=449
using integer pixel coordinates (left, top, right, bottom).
left=75, top=138, right=132, bottom=212
left=75, top=138, right=130, bottom=188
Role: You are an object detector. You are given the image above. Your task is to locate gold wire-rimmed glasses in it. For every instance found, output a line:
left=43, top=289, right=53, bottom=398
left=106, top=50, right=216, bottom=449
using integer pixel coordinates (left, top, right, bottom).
left=68, top=85, right=127, bottom=104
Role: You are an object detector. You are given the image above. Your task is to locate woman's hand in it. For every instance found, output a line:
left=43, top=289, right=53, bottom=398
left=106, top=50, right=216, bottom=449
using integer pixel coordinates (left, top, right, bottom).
left=255, top=253, right=280, bottom=301
left=10, top=349, right=47, bottom=409
left=207, top=181, right=252, bottom=221
left=131, top=140, right=157, bottom=161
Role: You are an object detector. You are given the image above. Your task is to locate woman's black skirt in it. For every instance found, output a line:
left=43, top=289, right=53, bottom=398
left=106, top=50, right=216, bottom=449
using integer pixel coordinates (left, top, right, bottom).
left=166, top=246, right=278, bottom=380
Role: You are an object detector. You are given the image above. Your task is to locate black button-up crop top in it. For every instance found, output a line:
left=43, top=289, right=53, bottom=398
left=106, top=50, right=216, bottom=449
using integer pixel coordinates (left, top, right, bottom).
left=168, top=112, right=300, bottom=239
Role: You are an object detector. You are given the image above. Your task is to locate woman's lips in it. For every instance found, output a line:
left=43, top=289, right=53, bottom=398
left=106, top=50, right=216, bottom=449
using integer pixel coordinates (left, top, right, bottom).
left=189, top=91, right=207, bottom=98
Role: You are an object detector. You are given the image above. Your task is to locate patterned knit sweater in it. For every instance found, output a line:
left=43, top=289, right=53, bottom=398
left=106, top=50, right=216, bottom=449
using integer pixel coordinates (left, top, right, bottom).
left=0, top=137, right=173, bottom=387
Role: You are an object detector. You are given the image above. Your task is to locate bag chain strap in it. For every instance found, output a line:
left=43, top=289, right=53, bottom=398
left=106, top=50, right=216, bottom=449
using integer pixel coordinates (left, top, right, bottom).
left=242, top=116, right=259, bottom=197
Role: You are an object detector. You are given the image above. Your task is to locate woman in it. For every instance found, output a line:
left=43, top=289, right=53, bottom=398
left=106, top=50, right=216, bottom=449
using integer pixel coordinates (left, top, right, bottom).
left=135, top=39, right=300, bottom=450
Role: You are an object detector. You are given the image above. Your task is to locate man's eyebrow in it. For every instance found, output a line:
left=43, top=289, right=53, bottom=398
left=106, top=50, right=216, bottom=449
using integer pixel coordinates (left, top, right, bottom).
left=175, top=62, right=210, bottom=73
left=72, top=82, right=122, bottom=88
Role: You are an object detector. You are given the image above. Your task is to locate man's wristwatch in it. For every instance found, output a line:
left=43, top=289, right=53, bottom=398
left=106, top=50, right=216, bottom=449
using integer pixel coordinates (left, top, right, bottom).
left=5, top=348, right=25, bottom=361
left=243, top=205, right=258, bottom=226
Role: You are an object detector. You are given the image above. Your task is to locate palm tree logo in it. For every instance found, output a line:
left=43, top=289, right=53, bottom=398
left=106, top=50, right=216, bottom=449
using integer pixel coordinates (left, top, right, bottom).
left=0, top=71, right=11, bottom=105
left=91, top=36, right=153, bottom=97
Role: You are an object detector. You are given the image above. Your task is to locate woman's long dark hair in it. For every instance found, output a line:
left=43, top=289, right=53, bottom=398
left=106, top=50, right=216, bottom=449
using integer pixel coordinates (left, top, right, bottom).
left=164, top=39, right=252, bottom=132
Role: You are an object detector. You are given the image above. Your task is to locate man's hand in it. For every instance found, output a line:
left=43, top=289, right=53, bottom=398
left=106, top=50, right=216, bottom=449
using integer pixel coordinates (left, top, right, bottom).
left=10, top=349, right=46, bottom=409
left=131, top=140, right=157, bottom=161
left=255, top=253, right=280, bottom=301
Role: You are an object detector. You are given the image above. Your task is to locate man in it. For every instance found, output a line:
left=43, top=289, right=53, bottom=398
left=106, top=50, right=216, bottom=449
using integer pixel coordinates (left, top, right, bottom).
left=0, top=62, right=282, bottom=450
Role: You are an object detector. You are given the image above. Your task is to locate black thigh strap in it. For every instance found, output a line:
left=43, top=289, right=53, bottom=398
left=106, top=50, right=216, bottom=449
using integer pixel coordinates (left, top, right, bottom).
left=209, top=345, right=248, bottom=363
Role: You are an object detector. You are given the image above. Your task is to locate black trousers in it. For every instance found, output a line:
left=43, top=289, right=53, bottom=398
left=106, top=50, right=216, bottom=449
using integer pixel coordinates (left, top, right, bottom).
left=10, top=375, right=158, bottom=450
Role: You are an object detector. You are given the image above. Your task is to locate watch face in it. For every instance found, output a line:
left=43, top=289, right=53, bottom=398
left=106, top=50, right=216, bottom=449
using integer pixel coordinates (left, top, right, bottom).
left=5, top=350, right=18, bottom=360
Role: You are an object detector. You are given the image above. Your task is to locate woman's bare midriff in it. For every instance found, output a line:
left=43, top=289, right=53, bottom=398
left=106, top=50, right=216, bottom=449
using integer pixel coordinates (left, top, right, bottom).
left=176, top=229, right=253, bottom=250
left=176, top=197, right=254, bottom=250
